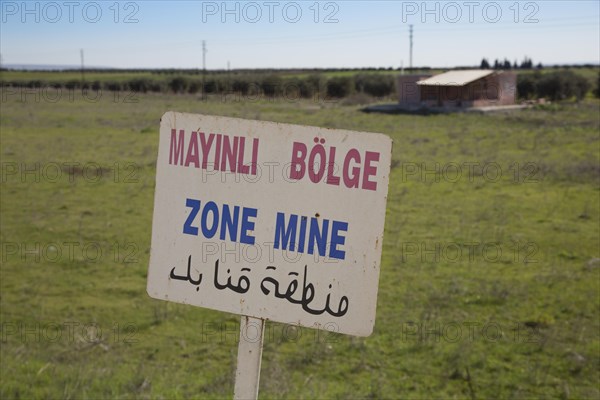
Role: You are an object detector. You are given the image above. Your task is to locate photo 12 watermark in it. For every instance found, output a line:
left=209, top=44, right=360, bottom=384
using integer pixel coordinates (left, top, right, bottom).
left=1, top=321, right=138, bottom=344
left=1, top=241, right=140, bottom=264
left=398, top=161, right=541, bottom=183
left=1, top=1, right=140, bottom=24
left=398, top=241, right=539, bottom=264
left=401, top=1, right=540, bottom=24
left=200, top=1, right=340, bottom=24
left=200, top=320, right=340, bottom=344
left=1, top=87, right=139, bottom=104
left=1, top=161, right=140, bottom=184
left=399, top=321, right=544, bottom=343
left=194, top=240, right=343, bottom=265
left=216, top=82, right=340, bottom=105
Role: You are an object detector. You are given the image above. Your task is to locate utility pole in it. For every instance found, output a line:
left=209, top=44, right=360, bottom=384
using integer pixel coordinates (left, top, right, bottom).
left=227, top=60, right=231, bottom=96
left=409, top=25, right=413, bottom=71
left=80, top=49, right=85, bottom=83
left=202, top=40, right=207, bottom=101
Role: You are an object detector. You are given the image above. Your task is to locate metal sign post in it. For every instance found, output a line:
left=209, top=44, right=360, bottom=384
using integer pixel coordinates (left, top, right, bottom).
left=233, top=316, right=265, bottom=400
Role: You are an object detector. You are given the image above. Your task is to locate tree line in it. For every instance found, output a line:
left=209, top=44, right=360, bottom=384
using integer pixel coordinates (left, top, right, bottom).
left=480, top=57, right=541, bottom=70
left=0, top=73, right=397, bottom=99
left=2, top=68, right=598, bottom=101
left=517, top=70, right=596, bottom=101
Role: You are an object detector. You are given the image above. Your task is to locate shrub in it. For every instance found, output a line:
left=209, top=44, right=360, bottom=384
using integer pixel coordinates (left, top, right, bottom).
left=326, top=76, right=354, bottom=98
left=65, top=80, right=80, bottom=89
left=203, top=79, right=219, bottom=94
left=355, top=74, right=395, bottom=97
left=128, top=78, right=152, bottom=93
left=168, top=76, right=189, bottom=93
left=260, top=75, right=283, bottom=97
left=188, top=80, right=201, bottom=94
left=537, top=71, right=590, bottom=101
left=232, top=78, right=251, bottom=95
left=149, top=81, right=164, bottom=92
left=517, top=73, right=539, bottom=100
left=289, top=74, right=324, bottom=99
left=104, top=81, right=122, bottom=91
left=294, top=80, right=312, bottom=98
left=517, top=70, right=591, bottom=101
left=26, top=80, right=46, bottom=88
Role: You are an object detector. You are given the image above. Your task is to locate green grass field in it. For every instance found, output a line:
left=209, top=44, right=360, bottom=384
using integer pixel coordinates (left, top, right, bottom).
left=1, top=86, right=599, bottom=399
left=1, top=67, right=595, bottom=83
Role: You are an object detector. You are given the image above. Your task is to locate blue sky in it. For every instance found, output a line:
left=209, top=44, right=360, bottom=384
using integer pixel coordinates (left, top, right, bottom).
left=1, top=0, right=598, bottom=69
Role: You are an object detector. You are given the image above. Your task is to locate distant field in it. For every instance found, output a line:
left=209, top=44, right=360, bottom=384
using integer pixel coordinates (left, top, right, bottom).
left=0, top=68, right=421, bottom=83
left=0, top=84, right=599, bottom=398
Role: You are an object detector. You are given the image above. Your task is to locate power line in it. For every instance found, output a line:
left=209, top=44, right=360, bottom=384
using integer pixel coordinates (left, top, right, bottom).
left=202, top=40, right=207, bottom=71
left=202, top=40, right=207, bottom=100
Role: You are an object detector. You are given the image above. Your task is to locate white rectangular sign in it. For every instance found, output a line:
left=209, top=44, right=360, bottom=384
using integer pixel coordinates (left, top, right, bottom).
left=147, top=112, right=392, bottom=336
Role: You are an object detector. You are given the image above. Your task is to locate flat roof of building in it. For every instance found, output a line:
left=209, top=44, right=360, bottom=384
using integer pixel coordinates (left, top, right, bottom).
left=417, top=70, right=495, bottom=86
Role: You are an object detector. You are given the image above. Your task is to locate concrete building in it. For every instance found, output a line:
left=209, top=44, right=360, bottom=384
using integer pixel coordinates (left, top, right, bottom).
left=397, top=70, right=517, bottom=109
left=396, top=74, right=432, bottom=107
